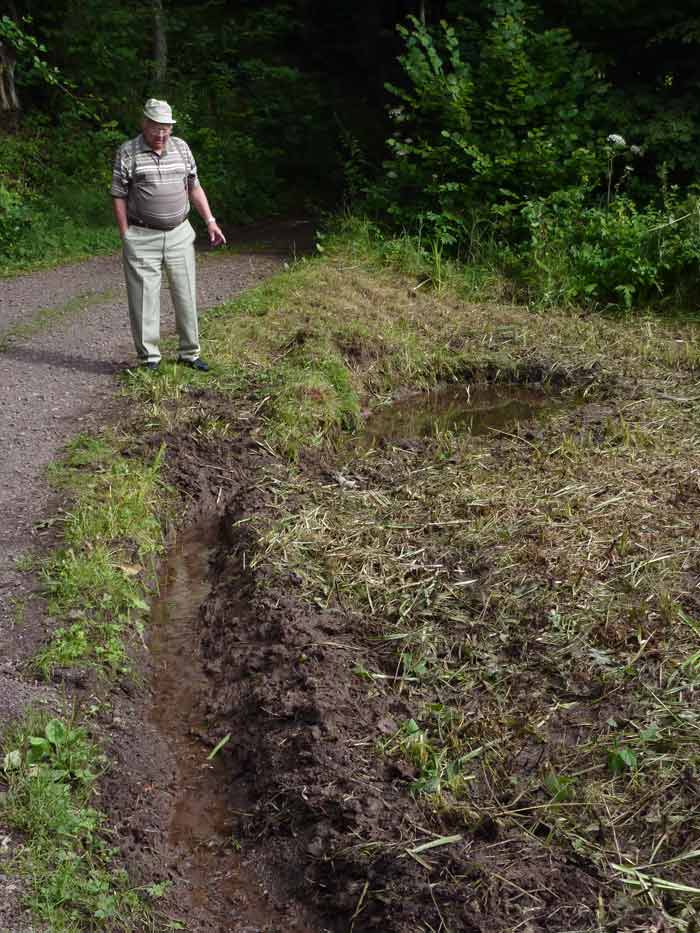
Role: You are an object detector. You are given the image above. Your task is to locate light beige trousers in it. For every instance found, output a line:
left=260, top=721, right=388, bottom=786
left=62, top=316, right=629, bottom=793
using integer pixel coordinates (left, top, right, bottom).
left=122, top=219, right=199, bottom=364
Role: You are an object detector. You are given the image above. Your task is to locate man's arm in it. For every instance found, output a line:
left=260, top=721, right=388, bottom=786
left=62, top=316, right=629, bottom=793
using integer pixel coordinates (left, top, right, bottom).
left=112, top=197, right=129, bottom=238
left=189, top=186, right=226, bottom=246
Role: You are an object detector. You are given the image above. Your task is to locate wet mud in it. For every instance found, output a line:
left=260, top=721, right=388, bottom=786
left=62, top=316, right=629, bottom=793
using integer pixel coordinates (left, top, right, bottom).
left=148, top=521, right=319, bottom=932
left=150, top=524, right=277, bottom=929
left=94, top=426, right=336, bottom=931
left=118, top=428, right=483, bottom=931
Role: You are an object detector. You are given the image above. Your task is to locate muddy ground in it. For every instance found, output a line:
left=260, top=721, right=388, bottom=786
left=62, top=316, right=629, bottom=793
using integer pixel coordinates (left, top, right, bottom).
left=107, top=390, right=630, bottom=933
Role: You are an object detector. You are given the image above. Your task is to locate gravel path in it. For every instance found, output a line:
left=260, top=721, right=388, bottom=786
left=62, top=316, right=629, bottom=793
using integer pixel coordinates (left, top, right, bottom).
left=0, top=222, right=309, bottom=931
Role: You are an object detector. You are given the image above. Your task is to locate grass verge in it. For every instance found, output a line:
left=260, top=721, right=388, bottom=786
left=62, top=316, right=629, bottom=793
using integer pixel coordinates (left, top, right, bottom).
left=32, top=432, right=169, bottom=678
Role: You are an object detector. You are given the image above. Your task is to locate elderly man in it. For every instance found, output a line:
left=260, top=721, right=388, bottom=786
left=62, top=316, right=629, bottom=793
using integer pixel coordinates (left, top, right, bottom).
left=111, top=98, right=226, bottom=371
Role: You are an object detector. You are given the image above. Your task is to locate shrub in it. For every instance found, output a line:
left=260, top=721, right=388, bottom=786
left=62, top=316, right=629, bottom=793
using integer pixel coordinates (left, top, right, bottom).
left=0, top=182, right=32, bottom=255
left=365, top=5, right=700, bottom=311
left=371, top=4, right=608, bottom=243
left=521, top=186, right=700, bottom=308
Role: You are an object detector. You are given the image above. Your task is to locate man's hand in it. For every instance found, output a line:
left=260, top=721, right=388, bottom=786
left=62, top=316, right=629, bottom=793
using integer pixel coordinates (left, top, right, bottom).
left=207, top=221, right=226, bottom=247
left=190, top=186, right=226, bottom=247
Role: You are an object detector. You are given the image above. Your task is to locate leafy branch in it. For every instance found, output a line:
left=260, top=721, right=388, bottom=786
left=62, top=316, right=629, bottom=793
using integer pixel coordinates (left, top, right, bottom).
left=0, top=15, right=99, bottom=119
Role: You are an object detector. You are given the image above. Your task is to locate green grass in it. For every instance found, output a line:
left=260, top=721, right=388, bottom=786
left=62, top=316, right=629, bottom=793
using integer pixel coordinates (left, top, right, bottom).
left=34, top=433, right=169, bottom=678
left=180, top=224, right=700, bottom=461
left=0, top=713, right=168, bottom=930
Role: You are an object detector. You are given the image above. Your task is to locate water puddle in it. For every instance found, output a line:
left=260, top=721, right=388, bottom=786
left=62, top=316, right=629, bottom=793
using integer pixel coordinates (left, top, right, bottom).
left=360, top=383, right=559, bottom=447
left=149, top=525, right=313, bottom=931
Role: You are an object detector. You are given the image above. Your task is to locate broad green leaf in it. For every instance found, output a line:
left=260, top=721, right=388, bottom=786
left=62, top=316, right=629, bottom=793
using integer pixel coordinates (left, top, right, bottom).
left=608, top=746, right=637, bottom=774
left=45, top=719, right=67, bottom=746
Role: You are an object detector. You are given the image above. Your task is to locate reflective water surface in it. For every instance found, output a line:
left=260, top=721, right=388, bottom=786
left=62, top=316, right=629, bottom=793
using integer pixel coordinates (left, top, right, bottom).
left=361, top=384, right=556, bottom=447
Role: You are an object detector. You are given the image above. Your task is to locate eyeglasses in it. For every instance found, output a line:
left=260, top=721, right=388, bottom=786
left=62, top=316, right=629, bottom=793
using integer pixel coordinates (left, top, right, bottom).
left=145, top=121, right=173, bottom=135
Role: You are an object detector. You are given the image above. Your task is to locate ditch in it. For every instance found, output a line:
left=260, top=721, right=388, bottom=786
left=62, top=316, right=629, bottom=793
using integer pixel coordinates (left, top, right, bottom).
left=148, top=522, right=320, bottom=931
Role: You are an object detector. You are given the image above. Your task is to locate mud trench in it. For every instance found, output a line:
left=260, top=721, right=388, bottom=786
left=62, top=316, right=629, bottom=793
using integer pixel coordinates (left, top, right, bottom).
left=148, top=522, right=319, bottom=932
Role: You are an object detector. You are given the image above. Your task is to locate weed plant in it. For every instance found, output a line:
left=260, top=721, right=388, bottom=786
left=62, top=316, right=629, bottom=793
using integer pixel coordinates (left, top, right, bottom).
left=1, top=713, right=166, bottom=929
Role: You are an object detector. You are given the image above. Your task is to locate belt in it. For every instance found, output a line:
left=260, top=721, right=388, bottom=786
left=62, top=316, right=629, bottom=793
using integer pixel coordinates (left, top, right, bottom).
left=128, top=218, right=180, bottom=231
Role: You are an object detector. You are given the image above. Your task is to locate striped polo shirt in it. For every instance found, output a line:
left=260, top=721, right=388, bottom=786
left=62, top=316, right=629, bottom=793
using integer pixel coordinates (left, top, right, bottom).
left=110, top=134, right=200, bottom=230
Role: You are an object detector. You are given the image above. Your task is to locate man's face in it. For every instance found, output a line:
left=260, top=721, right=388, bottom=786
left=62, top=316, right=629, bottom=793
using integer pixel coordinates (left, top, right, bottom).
left=142, top=119, right=173, bottom=150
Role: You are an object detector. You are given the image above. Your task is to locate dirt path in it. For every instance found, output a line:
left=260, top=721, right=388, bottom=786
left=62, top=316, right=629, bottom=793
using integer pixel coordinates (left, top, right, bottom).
left=0, top=222, right=311, bottom=932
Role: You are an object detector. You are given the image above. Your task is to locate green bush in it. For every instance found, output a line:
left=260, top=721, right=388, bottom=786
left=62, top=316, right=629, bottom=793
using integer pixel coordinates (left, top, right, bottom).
left=0, top=182, right=32, bottom=255
left=0, top=121, right=120, bottom=273
left=187, top=125, right=281, bottom=222
left=364, top=5, right=700, bottom=311
left=372, top=4, right=607, bottom=243
left=520, top=186, right=700, bottom=308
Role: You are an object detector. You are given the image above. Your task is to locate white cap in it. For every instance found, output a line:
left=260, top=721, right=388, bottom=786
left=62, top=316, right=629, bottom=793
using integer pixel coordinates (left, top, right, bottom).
left=143, top=98, right=176, bottom=124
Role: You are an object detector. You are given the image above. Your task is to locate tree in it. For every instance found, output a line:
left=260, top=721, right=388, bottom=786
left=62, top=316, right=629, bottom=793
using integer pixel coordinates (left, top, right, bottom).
left=152, top=0, right=167, bottom=85
left=0, top=4, right=20, bottom=124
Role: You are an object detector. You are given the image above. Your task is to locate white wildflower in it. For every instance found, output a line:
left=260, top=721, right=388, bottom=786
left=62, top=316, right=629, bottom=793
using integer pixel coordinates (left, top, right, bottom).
left=630, top=145, right=642, bottom=155
left=607, top=133, right=626, bottom=147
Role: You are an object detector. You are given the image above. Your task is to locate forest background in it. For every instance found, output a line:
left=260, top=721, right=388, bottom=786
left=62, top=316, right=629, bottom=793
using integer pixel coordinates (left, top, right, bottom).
left=1, top=0, right=700, bottom=312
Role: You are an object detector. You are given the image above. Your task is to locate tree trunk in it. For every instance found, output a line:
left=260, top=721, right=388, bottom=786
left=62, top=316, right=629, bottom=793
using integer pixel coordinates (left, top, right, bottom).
left=152, top=0, right=167, bottom=85
left=0, top=37, right=20, bottom=122
left=0, top=0, right=20, bottom=123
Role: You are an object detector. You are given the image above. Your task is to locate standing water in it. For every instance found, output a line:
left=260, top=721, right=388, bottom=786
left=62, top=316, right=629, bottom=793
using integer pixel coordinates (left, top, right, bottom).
left=361, top=383, right=557, bottom=447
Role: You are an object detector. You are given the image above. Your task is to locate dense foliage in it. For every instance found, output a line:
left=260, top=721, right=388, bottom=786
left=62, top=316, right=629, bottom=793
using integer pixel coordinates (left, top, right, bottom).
left=2, top=0, right=700, bottom=307
left=372, top=2, right=700, bottom=308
